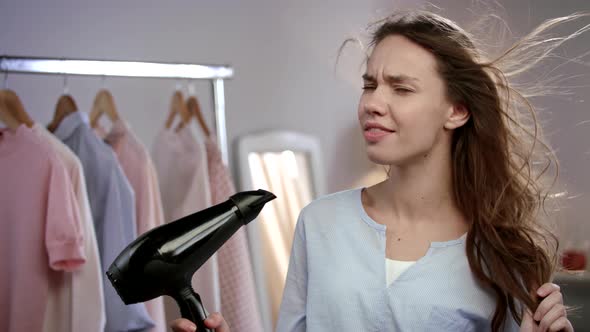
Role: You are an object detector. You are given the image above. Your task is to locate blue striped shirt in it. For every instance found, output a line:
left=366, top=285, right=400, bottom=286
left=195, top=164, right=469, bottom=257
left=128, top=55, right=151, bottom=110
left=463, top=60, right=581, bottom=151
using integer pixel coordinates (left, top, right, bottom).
left=276, top=188, right=519, bottom=331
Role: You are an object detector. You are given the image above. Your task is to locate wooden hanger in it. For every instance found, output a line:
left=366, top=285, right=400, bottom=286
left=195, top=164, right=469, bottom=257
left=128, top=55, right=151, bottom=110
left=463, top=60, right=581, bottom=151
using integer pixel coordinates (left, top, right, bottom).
left=186, top=95, right=211, bottom=137
left=47, top=94, right=78, bottom=132
left=90, top=89, right=120, bottom=128
left=0, top=89, right=34, bottom=129
left=165, top=90, right=191, bottom=132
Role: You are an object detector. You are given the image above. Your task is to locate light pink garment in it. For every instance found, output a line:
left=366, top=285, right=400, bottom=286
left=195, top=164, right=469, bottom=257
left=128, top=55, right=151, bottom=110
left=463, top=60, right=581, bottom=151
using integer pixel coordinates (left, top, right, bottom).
left=0, top=125, right=86, bottom=332
left=204, top=138, right=264, bottom=332
left=151, top=127, right=221, bottom=321
left=102, top=120, right=167, bottom=332
left=93, top=124, right=108, bottom=140
left=33, top=124, right=106, bottom=332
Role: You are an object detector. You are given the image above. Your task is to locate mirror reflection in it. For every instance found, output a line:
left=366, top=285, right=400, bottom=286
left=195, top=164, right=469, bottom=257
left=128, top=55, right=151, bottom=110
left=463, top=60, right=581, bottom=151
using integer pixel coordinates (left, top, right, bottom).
left=247, top=150, right=315, bottom=326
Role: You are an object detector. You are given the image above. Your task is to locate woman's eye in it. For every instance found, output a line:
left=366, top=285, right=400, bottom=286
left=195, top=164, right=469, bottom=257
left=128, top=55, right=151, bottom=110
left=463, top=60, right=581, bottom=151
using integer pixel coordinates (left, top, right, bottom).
left=394, top=87, right=413, bottom=94
left=362, top=85, right=376, bottom=90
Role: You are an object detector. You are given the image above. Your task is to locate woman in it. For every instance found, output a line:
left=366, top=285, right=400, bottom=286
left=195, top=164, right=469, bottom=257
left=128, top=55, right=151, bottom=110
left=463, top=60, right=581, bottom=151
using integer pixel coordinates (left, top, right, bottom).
left=173, top=10, right=581, bottom=332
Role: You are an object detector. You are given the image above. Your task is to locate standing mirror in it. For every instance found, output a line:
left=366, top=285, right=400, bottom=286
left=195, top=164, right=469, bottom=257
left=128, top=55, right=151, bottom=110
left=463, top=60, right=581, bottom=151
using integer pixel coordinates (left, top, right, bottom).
left=236, top=130, right=325, bottom=332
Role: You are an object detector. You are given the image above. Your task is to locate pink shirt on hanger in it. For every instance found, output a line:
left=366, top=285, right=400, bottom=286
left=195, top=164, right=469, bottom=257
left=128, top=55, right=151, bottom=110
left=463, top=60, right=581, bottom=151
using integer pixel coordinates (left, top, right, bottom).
left=152, top=126, right=221, bottom=319
left=0, top=125, right=86, bottom=332
left=33, top=123, right=105, bottom=332
left=204, top=138, right=264, bottom=332
left=101, top=119, right=167, bottom=332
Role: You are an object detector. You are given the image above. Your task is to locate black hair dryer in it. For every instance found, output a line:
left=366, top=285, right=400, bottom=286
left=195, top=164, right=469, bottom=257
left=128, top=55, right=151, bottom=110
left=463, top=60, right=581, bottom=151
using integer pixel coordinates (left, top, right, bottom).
left=106, top=189, right=276, bottom=332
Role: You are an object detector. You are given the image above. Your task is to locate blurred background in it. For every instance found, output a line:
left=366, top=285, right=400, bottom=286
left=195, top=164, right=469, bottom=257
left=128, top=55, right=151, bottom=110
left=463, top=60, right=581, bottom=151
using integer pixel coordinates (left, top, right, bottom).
left=1, top=0, right=588, bottom=331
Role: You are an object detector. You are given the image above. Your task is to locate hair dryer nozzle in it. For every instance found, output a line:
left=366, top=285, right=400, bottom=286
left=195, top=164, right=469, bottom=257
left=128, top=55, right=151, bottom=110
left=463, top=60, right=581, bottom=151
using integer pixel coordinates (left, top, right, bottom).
left=106, top=266, right=131, bottom=304
left=230, top=189, right=276, bottom=224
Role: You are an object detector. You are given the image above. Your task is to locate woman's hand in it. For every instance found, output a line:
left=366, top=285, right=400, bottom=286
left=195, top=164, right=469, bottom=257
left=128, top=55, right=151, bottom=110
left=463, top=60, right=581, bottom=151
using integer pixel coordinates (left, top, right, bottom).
left=170, top=313, right=230, bottom=332
left=520, top=283, right=573, bottom=332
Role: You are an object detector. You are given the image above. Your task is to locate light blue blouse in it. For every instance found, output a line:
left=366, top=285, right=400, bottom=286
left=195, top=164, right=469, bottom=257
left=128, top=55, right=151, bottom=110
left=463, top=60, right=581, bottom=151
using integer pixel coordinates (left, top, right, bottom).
left=54, top=112, right=154, bottom=332
left=276, top=188, right=519, bottom=332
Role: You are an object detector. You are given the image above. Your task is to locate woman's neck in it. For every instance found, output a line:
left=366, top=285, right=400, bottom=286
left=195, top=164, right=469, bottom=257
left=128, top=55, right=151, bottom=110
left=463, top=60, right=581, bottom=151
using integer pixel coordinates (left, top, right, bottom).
left=373, top=145, right=462, bottom=225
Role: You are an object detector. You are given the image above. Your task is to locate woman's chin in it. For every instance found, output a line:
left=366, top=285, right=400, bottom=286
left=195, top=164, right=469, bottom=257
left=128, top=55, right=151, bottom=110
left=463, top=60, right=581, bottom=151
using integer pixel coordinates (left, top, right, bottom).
left=366, top=146, right=433, bottom=167
left=366, top=153, right=401, bottom=166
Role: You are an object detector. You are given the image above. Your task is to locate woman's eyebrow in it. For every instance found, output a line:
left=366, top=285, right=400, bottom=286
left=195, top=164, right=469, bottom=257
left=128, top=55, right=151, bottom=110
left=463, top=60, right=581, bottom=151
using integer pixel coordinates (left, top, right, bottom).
left=361, top=73, right=420, bottom=84
left=385, top=74, right=420, bottom=84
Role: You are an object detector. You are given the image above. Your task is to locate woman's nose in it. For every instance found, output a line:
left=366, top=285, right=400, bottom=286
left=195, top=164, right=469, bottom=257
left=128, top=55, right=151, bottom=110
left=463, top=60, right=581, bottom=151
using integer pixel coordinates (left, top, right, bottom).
left=363, top=87, right=387, bottom=116
left=363, top=94, right=387, bottom=116
left=364, top=102, right=386, bottom=116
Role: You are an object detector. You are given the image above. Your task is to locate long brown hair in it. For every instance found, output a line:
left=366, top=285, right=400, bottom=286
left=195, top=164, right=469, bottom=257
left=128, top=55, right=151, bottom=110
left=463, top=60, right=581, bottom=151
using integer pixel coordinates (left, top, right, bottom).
left=365, top=10, right=588, bottom=331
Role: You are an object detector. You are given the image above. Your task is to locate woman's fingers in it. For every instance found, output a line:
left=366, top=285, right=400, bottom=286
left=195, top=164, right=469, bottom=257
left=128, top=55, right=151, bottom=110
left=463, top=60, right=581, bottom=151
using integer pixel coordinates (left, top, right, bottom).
left=548, top=316, right=574, bottom=332
left=204, top=312, right=230, bottom=332
left=538, top=304, right=567, bottom=332
left=534, top=289, right=563, bottom=321
left=170, top=314, right=230, bottom=332
left=536, top=283, right=560, bottom=298
left=171, top=318, right=197, bottom=332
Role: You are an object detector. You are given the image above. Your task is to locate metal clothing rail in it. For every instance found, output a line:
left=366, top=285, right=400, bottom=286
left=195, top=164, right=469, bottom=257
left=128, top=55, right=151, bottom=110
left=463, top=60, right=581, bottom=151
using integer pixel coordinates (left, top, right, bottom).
left=0, top=55, right=234, bottom=165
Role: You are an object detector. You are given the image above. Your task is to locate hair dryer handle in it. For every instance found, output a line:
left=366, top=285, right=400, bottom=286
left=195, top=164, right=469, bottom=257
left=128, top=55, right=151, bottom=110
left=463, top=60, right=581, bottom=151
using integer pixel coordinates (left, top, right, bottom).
left=176, top=288, right=214, bottom=332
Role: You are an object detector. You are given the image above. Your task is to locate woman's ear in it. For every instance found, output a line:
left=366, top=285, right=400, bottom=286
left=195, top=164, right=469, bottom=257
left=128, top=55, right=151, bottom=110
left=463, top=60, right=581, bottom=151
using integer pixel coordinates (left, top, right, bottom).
left=444, top=103, right=470, bottom=130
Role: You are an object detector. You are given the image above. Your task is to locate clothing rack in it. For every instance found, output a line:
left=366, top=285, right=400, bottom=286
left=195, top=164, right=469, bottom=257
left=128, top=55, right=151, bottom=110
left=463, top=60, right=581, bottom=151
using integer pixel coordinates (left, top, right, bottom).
left=0, top=55, right=234, bottom=165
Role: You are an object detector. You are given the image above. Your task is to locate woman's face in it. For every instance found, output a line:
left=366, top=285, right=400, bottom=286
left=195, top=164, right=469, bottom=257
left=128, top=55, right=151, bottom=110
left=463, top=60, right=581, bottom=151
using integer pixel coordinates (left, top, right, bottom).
left=358, top=34, right=455, bottom=166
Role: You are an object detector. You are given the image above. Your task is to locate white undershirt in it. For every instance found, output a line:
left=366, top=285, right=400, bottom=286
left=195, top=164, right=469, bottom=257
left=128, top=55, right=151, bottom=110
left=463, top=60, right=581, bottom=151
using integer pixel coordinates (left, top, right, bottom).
left=385, top=258, right=417, bottom=286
